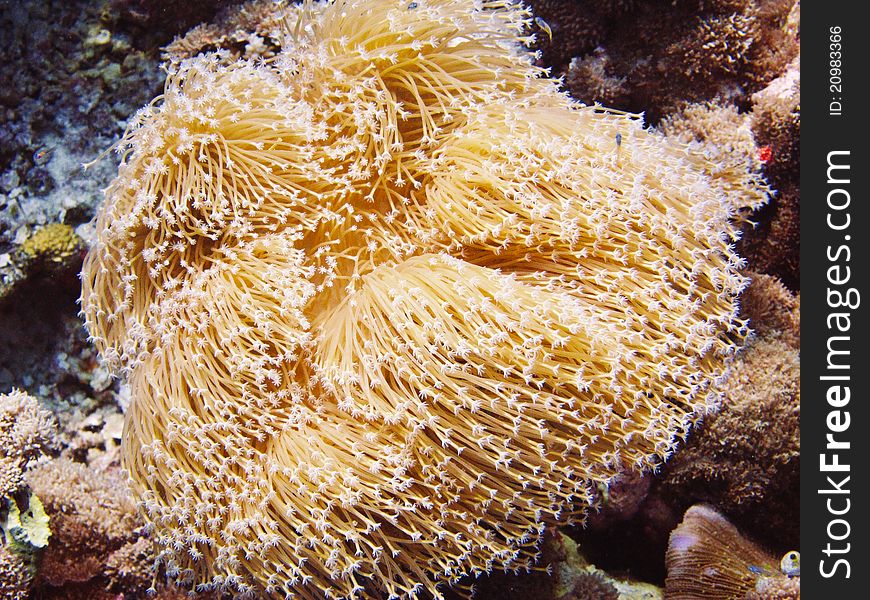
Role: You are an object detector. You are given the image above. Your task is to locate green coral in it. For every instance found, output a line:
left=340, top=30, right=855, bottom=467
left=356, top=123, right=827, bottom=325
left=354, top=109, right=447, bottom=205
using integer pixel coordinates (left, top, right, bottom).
left=1, top=493, right=51, bottom=553
left=1, top=491, right=51, bottom=588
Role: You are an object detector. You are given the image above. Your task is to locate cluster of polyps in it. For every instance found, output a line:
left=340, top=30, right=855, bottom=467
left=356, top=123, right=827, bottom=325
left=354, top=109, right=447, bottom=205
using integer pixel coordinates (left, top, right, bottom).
left=80, top=0, right=761, bottom=598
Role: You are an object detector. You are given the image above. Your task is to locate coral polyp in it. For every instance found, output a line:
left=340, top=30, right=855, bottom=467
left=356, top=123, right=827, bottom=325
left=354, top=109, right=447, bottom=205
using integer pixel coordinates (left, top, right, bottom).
left=79, top=1, right=762, bottom=598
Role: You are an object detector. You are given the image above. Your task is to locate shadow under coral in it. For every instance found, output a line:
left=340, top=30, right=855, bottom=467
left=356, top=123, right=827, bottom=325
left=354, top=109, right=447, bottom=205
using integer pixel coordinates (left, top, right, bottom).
left=0, top=259, right=85, bottom=398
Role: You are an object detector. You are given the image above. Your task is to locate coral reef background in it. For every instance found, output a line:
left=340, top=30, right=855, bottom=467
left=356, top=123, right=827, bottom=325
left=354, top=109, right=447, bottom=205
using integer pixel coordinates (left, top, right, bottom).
left=1, top=0, right=800, bottom=598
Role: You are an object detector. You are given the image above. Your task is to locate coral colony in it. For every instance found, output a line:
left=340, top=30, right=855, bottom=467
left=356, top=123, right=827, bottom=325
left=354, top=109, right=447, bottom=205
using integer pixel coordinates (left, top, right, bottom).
left=80, top=0, right=763, bottom=598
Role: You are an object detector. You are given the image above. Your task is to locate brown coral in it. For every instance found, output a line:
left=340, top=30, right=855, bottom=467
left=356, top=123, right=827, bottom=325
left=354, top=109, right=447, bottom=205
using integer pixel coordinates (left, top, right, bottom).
left=659, top=67, right=800, bottom=291
left=655, top=281, right=799, bottom=547
left=162, top=0, right=302, bottom=63
left=560, top=570, right=619, bottom=600
left=0, top=389, right=57, bottom=498
left=26, top=458, right=212, bottom=600
left=0, top=544, right=31, bottom=600
left=676, top=11, right=758, bottom=82
left=564, top=49, right=628, bottom=109
left=660, top=102, right=757, bottom=167
left=751, top=58, right=800, bottom=183
left=24, top=455, right=208, bottom=599
left=525, top=0, right=619, bottom=71
left=24, top=458, right=144, bottom=594
left=104, top=536, right=155, bottom=593
left=81, top=0, right=762, bottom=597
left=665, top=504, right=781, bottom=600
left=738, top=58, right=800, bottom=289
left=560, top=0, right=799, bottom=121
left=1, top=390, right=56, bottom=600
left=659, top=101, right=768, bottom=213
left=739, top=182, right=799, bottom=290
left=738, top=272, right=799, bottom=347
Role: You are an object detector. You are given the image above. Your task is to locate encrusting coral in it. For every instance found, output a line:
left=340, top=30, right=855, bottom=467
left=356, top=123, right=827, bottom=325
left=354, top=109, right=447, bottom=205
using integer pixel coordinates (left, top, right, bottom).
left=19, top=223, right=84, bottom=266
left=80, top=0, right=764, bottom=598
left=745, top=575, right=799, bottom=600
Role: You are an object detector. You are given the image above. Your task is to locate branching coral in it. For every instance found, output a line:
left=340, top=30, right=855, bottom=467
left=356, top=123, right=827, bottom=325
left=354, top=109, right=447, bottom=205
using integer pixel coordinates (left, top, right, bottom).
left=0, top=544, right=31, bottom=600
left=80, top=1, right=761, bottom=598
left=0, top=389, right=57, bottom=499
left=163, top=0, right=304, bottom=63
left=1, top=389, right=56, bottom=599
left=25, top=457, right=141, bottom=590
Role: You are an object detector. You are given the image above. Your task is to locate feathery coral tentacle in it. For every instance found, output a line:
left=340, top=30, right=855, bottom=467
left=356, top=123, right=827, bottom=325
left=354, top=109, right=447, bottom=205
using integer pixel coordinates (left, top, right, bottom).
left=80, top=1, right=764, bottom=598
